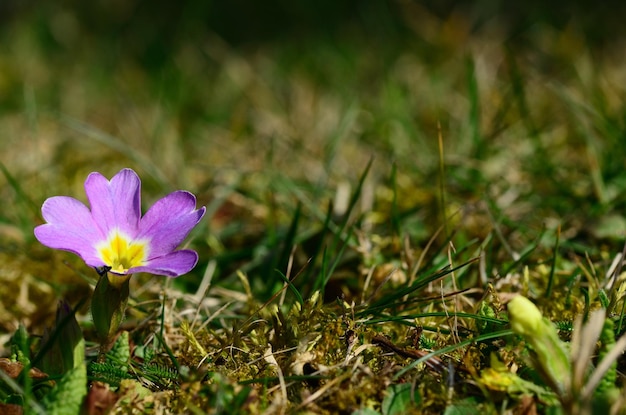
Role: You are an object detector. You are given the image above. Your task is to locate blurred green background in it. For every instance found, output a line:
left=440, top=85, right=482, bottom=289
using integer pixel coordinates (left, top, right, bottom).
left=2, top=0, right=626, bottom=332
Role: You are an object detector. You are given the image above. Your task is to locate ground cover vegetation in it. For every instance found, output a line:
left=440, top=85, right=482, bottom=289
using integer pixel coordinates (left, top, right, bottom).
left=2, top=1, right=626, bottom=414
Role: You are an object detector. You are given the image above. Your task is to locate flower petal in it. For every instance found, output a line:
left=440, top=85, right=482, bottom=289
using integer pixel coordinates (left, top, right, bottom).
left=129, top=250, right=199, bottom=277
left=34, top=196, right=106, bottom=267
left=85, top=169, right=141, bottom=237
left=137, top=191, right=206, bottom=258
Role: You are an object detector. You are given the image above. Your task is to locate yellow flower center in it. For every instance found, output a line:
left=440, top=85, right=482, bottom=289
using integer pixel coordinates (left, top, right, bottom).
left=96, top=230, right=148, bottom=274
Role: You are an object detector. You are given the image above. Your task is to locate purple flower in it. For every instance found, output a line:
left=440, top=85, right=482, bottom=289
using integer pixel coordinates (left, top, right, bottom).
left=34, top=168, right=206, bottom=279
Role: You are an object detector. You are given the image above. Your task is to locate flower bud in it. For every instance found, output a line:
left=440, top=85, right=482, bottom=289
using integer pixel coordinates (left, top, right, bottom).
left=508, top=295, right=571, bottom=395
left=508, top=295, right=543, bottom=336
left=41, top=300, right=84, bottom=376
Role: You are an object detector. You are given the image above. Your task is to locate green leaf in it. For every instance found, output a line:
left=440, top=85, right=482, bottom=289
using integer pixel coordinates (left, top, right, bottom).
left=42, top=363, right=87, bottom=415
left=108, top=331, right=131, bottom=373
left=443, top=397, right=482, bottom=415
left=352, top=409, right=381, bottom=415
left=10, top=324, right=30, bottom=365
left=41, top=302, right=87, bottom=415
left=381, top=383, right=420, bottom=415
left=38, top=301, right=84, bottom=376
